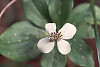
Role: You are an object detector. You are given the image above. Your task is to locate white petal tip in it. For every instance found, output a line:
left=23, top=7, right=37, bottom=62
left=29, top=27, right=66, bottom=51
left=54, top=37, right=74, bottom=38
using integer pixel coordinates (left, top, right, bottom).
left=45, top=23, right=56, bottom=34
left=57, top=40, right=71, bottom=55
left=61, top=48, right=71, bottom=55
left=37, top=37, right=54, bottom=54
left=59, top=23, right=77, bottom=39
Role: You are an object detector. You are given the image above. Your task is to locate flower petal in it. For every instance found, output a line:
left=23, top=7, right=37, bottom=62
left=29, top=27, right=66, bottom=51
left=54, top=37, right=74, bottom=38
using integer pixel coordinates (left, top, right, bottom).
left=37, top=37, right=54, bottom=53
left=57, top=39, right=71, bottom=55
left=45, top=23, right=56, bottom=34
left=58, top=23, right=77, bottom=39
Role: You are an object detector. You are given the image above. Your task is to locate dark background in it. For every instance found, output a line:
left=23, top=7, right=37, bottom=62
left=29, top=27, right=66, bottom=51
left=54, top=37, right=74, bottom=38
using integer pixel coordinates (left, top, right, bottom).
left=0, top=0, right=100, bottom=67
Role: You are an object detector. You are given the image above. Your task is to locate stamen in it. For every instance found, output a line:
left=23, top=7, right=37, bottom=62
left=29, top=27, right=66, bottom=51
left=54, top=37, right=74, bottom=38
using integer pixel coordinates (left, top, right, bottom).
left=54, top=32, right=55, bottom=34
left=58, top=33, right=60, bottom=35
left=57, top=37, right=58, bottom=39
left=51, top=32, right=53, bottom=35
left=60, top=35, right=63, bottom=37
left=54, top=36, right=56, bottom=39
left=50, top=36, right=52, bottom=37
left=56, top=32, right=58, bottom=35
left=49, top=32, right=63, bottom=42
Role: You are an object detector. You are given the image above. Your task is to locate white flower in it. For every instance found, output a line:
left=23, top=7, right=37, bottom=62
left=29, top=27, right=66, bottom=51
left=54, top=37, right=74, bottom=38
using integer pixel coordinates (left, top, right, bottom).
left=37, top=23, right=77, bottom=55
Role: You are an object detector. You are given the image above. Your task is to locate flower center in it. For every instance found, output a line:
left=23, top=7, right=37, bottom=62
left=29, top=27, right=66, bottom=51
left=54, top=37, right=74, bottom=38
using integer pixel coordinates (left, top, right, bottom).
left=49, top=32, right=63, bottom=42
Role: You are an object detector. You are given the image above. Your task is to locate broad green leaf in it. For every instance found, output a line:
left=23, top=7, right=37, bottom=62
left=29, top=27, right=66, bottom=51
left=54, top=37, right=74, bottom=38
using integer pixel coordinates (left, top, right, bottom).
left=68, top=37, right=94, bottom=67
left=23, top=0, right=51, bottom=28
left=68, top=23, right=94, bottom=67
left=0, top=21, right=47, bottom=61
left=68, top=3, right=100, bottom=26
left=41, top=45, right=66, bottom=67
left=49, top=0, right=73, bottom=29
left=31, top=0, right=51, bottom=21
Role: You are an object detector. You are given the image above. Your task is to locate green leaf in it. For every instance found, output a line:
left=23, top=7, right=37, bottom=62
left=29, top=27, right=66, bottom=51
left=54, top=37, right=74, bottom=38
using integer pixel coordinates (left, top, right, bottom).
left=67, top=23, right=94, bottom=67
left=41, top=45, right=66, bottom=67
left=68, top=3, right=100, bottom=26
left=66, top=12, right=95, bottom=66
left=67, top=24, right=94, bottom=67
left=67, top=4, right=96, bottom=39
left=76, top=24, right=94, bottom=38
left=49, top=0, right=73, bottom=29
left=0, top=21, right=47, bottom=61
left=31, top=0, right=51, bottom=21
left=68, top=37, right=94, bottom=67
left=23, top=0, right=51, bottom=28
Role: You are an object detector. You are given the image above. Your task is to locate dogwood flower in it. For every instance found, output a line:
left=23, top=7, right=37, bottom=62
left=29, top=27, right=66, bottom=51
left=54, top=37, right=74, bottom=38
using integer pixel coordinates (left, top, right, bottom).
left=37, top=23, right=77, bottom=55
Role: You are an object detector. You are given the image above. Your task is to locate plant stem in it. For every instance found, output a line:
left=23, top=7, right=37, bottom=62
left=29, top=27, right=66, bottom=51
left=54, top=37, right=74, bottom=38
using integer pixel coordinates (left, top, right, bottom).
left=90, top=0, right=100, bottom=66
left=0, top=0, right=16, bottom=18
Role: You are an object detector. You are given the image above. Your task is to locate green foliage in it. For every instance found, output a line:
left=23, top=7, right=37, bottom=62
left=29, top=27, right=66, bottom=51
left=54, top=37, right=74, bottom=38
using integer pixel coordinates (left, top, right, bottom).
left=68, top=3, right=100, bottom=26
left=64, top=3, right=96, bottom=67
left=76, top=24, right=94, bottom=38
left=31, top=0, right=51, bottom=21
left=67, top=16, right=95, bottom=67
left=0, top=21, right=47, bottom=61
left=23, top=0, right=51, bottom=28
left=49, top=0, right=73, bottom=29
left=67, top=23, right=95, bottom=67
left=41, top=44, right=66, bottom=67
left=68, top=33, right=94, bottom=67
left=65, top=3, right=96, bottom=67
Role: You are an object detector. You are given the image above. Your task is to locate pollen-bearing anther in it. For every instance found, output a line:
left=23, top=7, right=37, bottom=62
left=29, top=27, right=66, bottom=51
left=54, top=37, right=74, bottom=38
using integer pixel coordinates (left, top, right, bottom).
left=49, top=32, right=63, bottom=42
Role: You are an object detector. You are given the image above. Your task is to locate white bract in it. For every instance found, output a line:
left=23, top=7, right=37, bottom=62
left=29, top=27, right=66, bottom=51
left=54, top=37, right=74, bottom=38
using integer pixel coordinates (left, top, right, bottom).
left=37, top=23, right=77, bottom=55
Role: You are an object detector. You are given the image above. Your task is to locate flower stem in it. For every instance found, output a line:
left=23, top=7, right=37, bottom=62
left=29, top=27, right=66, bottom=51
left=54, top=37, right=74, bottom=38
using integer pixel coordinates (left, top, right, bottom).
left=90, top=0, right=100, bottom=66
left=0, top=0, right=16, bottom=18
